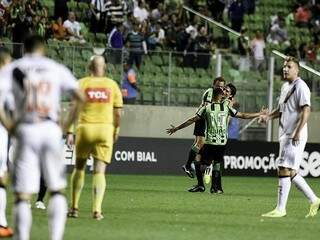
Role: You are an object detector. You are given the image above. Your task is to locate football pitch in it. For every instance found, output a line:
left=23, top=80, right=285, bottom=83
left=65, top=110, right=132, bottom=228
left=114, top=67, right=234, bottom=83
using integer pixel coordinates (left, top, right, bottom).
left=7, top=175, right=320, bottom=240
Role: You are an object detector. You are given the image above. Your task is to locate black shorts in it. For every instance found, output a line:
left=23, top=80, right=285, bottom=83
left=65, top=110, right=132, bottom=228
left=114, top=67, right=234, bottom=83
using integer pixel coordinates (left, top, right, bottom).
left=200, top=144, right=226, bottom=165
left=193, top=118, right=205, bottom=136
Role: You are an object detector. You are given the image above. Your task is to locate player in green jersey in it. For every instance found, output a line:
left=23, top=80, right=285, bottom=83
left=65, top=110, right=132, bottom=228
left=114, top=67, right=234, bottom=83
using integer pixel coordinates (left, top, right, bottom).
left=167, top=87, right=266, bottom=192
left=182, top=77, right=225, bottom=178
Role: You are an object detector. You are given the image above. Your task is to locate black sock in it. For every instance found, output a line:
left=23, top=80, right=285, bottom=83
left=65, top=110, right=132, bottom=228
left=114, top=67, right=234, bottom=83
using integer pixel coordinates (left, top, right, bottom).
left=195, top=162, right=204, bottom=187
left=211, top=170, right=222, bottom=191
left=186, top=149, right=196, bottom=169
left=36, top=176, right=47, bottom=202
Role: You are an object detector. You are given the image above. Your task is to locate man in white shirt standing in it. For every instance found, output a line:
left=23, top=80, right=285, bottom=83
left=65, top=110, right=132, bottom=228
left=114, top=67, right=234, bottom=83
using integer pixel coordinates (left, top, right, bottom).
left=0, top=35, right=84, bottom=240
left=261, top=56, right=320, bottom=218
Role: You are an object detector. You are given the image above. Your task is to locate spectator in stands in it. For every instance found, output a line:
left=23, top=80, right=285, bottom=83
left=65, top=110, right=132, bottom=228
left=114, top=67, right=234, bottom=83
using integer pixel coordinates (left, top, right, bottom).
left=207, top=0, right=225, bottom=22
left=182, top=24, right=197, bottom=67
left=126, top=21, right=147, bottom=70
left=63, top=11, right=86, bottom=43
left=107, top=22, right=124, bottom=64
left=228, top=0, right=245, bottom=32
left=250, top=31, right=265, bottom=71
left=90, top=0, right=107, bottom=34
left=295, top=3, right=312, bottom=27
left=146, top=20, right=165, bottom=50
left=267, top=18, right=289, bottom=45
left=105, top=0, right=128, bottom=33
left=123, top=11, right=135, bottom=38
left=165, top=13, right=180, bottom=50
left=121, top=62, right=139, bottom=104
left=195, top=25, right=210, bottom=69
left=134, top=0, right=149, bottom=23
left=52, top=16, right=67, bottom=41
left=54, top=0, right=68, bottom=21
left=0, top=0, right=11, bottom=37
left=150, top=2, right=164, bottom=21
left=10, top=1, right=32, bottom=58
left=34, top=16, right=49, bottom=39
left=284, top=39, right=299, bottom=59
left=26, top=0, right=47, bottom=20
left=238, top=27, right=250, bottom=71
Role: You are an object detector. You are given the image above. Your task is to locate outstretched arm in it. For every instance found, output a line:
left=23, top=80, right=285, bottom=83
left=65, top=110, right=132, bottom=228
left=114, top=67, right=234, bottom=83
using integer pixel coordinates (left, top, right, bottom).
left=235, top=107, right=268, bottom=119
left=166, top=115, right=200, bottom=135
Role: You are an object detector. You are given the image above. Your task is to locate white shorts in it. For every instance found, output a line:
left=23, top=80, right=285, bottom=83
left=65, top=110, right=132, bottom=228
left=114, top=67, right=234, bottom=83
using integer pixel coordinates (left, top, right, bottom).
left=277, top=135, right=306, bottom=171
left=0, top=124, right=8, bottom=178
left=12, top=121, right=66, bottom=194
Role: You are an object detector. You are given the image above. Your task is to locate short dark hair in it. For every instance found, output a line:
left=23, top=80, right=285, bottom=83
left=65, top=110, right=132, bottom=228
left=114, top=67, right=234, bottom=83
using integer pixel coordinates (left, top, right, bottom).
left=23, top=34, right=45, bottom=53
left=213, top=86, right=224, bottom=97
left=285, top=56, right=300, bottom=67
left=0, top=47, right=11, bottom=65
left=212, top=76, right=225, bottom=87
left=226, top=83, right=237, bottom=97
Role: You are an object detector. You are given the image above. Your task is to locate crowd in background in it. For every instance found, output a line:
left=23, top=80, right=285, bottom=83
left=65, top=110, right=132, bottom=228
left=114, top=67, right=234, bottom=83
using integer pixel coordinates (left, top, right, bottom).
left=0, top=0, right=320, bottom=67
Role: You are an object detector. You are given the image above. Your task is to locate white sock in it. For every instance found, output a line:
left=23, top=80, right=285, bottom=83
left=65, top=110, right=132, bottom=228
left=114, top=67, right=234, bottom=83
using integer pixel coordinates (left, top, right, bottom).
left=48, top=194, right=67, bottom=240
left=0, top=187, right=8, bottom=227
left=276, top=177, right=291, bottom=212
left=292, top=174, right=318, bottom=203
left=14, top=200, right=32, bottom=240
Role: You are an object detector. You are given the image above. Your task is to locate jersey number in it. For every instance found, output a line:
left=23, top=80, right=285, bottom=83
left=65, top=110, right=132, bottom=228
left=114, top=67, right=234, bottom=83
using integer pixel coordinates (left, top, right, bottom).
left=26, top=81, right=51, bottom=116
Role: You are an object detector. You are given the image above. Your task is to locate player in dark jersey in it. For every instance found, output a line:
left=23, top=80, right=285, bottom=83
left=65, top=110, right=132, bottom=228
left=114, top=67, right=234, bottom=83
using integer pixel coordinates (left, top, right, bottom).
left=182, top=77, right=225, bottom=178
left=167, top=87, right=266, bottom=192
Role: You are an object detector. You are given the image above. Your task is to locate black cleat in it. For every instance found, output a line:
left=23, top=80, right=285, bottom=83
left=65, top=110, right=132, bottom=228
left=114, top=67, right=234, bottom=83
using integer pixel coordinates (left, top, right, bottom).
left=188, top=185, right=205, bottom=192
left=182, top=165, right=194, bottom=178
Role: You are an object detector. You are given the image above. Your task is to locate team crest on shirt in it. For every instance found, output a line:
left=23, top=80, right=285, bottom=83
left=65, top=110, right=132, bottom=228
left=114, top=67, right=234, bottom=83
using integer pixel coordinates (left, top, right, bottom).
left=85, top=88, right=111, bottom=103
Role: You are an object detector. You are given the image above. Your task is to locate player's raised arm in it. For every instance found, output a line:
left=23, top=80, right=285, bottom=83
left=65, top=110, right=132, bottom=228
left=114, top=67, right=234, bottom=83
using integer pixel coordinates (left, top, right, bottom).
left=166, top=115, right=200, bottom=135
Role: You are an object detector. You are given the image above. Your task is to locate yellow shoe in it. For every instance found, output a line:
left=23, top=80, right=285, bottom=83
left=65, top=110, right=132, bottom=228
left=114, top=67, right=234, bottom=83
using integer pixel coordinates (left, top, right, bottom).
left=204, top=165, right=212, bottom=185
left=305, top=198, right=320, bottom=218
left=261, top=208, right=286, bottom=218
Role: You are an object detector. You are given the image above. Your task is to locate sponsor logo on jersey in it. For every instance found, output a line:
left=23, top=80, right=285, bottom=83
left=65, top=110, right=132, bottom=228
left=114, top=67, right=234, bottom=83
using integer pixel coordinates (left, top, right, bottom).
left=85, top=88, right=111, bottom=103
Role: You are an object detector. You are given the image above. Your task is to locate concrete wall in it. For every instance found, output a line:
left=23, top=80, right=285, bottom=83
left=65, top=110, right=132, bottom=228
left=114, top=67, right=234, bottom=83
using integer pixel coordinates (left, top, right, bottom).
left=120, top=105, right=320, bottom=143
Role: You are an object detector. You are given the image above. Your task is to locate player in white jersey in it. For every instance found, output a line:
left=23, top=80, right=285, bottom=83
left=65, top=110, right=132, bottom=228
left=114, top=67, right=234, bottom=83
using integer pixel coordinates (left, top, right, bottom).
left=260, top=56, right=320, bottom=218
left=0, top=47, right=14, bottom=238
left=0, top=35, right=84, bottom=240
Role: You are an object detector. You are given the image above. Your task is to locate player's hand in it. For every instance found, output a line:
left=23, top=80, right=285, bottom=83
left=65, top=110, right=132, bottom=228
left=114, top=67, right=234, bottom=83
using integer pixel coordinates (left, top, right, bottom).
left=166, top=125, right=177, bottom=135
left=66, top=133, right=74, bottom=150
left=292, top=132, right=300, bottom=146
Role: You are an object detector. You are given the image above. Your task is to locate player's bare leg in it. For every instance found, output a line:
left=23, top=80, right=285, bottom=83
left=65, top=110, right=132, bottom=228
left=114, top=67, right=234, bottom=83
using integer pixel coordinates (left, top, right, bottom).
left=14, top=193, right=32, bottom=240
left=68, top=158, right=87, bottom=218
left=0, top=175, right=13, bottom=238
left=92, top=159, right=107, bottom=220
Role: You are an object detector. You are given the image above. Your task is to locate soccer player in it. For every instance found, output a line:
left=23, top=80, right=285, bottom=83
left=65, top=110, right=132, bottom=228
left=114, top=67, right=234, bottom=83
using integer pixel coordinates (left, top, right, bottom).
left=0, top=47, right=13, bottom=238
left=261, top=56, right=320, bottom=218
left=182, top=77, right=225, bottom=178
left=67, top=55, right=123, bottom=220
left=167, top=87, right=266, bottom=192
left=0, top=35, right=84, bottom=240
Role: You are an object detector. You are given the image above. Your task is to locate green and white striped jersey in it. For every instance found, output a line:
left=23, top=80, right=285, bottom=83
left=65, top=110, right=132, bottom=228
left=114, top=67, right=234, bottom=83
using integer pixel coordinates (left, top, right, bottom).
left=196, top=100, right=237, bottom=145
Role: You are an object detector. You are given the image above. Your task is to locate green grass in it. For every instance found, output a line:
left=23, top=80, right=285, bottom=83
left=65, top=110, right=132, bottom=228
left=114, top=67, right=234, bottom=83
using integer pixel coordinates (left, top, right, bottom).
left=6, top=175, right=320, bottom=240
